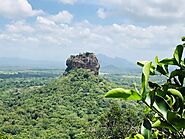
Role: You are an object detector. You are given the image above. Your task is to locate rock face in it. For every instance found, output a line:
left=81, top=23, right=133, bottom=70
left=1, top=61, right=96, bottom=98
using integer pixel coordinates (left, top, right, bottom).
left=64, top=52, right=100, bottom=75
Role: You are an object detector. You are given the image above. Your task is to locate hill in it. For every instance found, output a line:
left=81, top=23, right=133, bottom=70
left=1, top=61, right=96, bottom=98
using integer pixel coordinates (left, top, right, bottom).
left=97, top=54, right=139, bottom=73
left=0, top=69, right=112, bottom=138
left=0, top=69, right=144, bottom=138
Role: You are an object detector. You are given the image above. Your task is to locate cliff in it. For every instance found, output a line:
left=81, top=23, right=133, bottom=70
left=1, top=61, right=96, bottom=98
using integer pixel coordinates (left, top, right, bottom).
left=64, top=52, right=100, bottom=75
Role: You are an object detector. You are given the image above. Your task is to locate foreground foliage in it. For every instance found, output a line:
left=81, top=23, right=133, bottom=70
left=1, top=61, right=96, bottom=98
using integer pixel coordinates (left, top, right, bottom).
left=105, top=38, right=185, bottom=138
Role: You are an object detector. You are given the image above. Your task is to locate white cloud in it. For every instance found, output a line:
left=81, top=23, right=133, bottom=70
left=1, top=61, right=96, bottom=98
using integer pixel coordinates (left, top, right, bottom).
left=0, top=0, right=43, bottom=19
left=59, top=0, right=76, bottom=5
left=96, top=0, right=185, bottom=25
left=36, top=11, right=73, bottom=27
left=6, top=21, right=34, bottom=33
left=50, top=11, right=73, bottom=24
left=36, top=16, right=56, bottom=26
left=2, top=0, right=185, bottom=62
left=97, top=8, right=107, bottom=19
left=1, top=18, right=184, bottom=61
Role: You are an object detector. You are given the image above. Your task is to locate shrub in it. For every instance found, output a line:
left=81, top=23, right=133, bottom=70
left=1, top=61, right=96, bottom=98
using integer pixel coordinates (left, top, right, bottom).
left=105, top=37, right=185, bottom=138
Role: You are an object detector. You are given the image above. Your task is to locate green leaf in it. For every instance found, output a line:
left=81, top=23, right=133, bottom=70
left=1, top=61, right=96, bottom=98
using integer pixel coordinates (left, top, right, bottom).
left=134, top=134, right=145, bottom=139
left=178, top=75, right=184, bottom=87
left=143, top=118, right=152, bottom=130
left=166, top=95, right=176, bottom=107
left=156, top=65, right=168, bottom=76
left=170, top=69, right=185, bottom=86
left=155, top=56, right=159, bottom=64
left=181, top=36, right=185, bottom=41
left=167, top=89, right=184, bottom=115
left=143, top=107, right=151, bottom=114
left=155, top=57, right=175, bottom=76
left=170, top=69, right=185, bottom=78
left=159, top=58, right=176, bottom=65
left=173, top=44, right=184, bottom=65
left=151, top=113, right=160, bottom=122
left=148, top=81, right=160, bottom=89
left=153, top=95, right=170, bottom=119
left=141, top=62, right=152, bottom=99
left=105, top=88, right=130, bottom=98
left=168, top=89, right=184, bottom=101
left=152, top=119, right=161, bottom=128
left=127, top=90, right=142, bottom=100
left=137, top=61, right=155, bottom=75
left=152, top=119, right=177, bottom=133
left=164, top=64, right=169, bottom=74
left=141, top=118, right=151, bottom=139
left=149, top=91, right=155, bottom=107
left=167, top=111, right=185, bottom=129
left=105, top=88, right=141, bottom=100
left=125, top=133, right=145, bottom=139
left=173, top=118, right=185, bottom=128
left=167, top=111, right=180, bottom=123
left=144, top=91, right=155, bottom=107
left=152, top=130, right=159, bottom=138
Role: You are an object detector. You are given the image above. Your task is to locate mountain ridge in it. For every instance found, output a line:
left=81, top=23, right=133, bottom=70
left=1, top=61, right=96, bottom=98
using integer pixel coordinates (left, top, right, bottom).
left=0, top=54, right=139, bottom=73
left=97, top=54, right=138, bottom=73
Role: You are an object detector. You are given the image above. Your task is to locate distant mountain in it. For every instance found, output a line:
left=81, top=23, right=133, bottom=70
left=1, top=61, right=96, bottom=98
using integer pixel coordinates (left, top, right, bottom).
left=0, top=57, right=65, bottom=69
left=0, top=54, right=139, bottom=73
left=97, top=54, right=139, bottom=73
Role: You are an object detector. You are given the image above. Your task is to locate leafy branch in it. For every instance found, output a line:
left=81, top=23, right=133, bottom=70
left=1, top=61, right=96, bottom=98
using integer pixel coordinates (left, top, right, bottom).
left=105, top=37, right=185, bottom=139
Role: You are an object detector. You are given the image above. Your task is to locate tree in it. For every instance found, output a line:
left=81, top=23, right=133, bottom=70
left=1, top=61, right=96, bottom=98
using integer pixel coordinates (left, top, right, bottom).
left=105, top=37, right=185, bottom=139
left=95, top=102, right=144, bottom=139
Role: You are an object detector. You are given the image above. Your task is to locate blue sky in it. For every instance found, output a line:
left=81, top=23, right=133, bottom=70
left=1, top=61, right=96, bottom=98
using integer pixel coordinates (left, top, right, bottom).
left=0, top=0, right=185, bottom=62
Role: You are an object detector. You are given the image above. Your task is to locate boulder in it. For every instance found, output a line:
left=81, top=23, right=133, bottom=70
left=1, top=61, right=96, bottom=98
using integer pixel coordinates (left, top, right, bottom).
left=64, top=52, right=100, bottom=75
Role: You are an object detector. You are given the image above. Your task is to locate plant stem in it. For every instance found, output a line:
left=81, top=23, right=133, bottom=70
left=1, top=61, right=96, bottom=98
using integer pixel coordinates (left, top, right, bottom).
left=142, top=100, right=183, bottom=138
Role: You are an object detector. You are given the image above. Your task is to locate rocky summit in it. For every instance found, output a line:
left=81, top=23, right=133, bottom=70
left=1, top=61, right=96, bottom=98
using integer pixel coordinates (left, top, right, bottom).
left=64, top=52, right=100, bottom=75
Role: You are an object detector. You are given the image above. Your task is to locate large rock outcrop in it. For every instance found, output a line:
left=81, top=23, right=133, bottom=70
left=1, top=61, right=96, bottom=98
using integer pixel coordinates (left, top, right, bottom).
left=64, top=52, right=100, bottom=75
